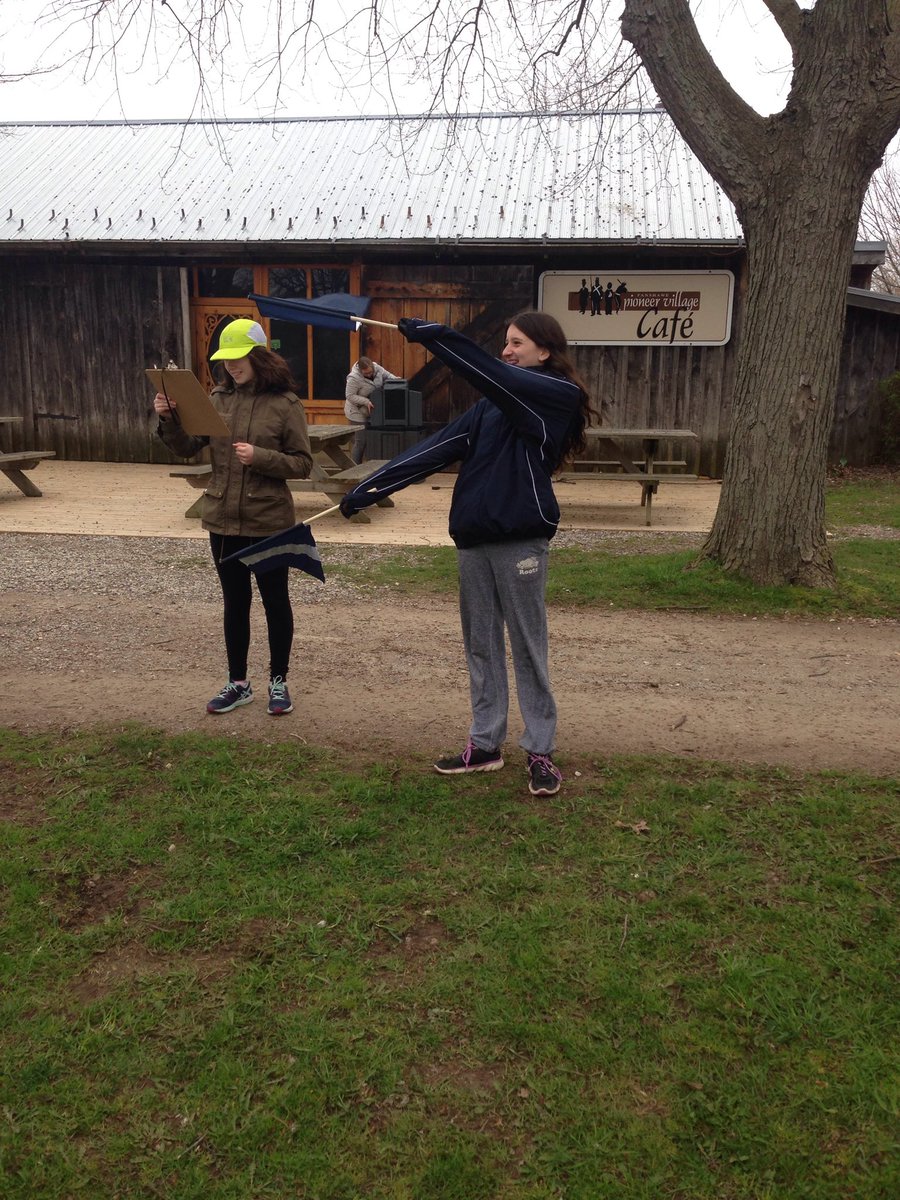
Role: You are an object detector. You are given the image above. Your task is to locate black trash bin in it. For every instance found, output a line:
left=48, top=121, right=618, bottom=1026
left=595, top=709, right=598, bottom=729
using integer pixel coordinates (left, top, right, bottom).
left=367, top=380, right=425, bottom=459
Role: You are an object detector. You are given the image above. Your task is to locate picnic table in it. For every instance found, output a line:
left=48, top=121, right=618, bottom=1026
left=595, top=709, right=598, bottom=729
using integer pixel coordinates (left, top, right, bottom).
left=0, top=417, right=57, bottom=497
left=556, top=427, right=699, bottom=526
left=170, top=424, right=394, bottom=523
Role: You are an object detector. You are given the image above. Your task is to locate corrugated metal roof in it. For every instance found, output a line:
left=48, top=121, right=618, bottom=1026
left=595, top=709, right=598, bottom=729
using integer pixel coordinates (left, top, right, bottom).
left=0, top=111, right=743, bottom=248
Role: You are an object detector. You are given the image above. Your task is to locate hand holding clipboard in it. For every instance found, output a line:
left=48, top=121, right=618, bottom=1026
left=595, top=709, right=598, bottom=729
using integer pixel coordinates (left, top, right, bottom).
left=146, top=368, right=231, bottom=437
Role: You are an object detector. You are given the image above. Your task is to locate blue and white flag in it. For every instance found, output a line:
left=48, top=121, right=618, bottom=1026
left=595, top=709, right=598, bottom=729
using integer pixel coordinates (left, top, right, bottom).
left=223, top=523, right=325, bottom=582
left=249, top=292, right=371, bottom=332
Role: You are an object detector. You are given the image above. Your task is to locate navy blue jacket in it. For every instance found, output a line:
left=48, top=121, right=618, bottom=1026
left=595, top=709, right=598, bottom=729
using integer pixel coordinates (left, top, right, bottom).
left=344, top=321, right=584, bottom=548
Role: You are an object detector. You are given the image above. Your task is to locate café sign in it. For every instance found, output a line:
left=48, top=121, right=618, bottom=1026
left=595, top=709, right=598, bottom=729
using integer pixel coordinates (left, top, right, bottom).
left=538, top=270, right=734, bottom=346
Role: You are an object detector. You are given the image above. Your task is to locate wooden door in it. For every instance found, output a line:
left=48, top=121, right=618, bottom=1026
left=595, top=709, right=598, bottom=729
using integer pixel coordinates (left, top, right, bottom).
left=191, top=302, right=258, bottom=394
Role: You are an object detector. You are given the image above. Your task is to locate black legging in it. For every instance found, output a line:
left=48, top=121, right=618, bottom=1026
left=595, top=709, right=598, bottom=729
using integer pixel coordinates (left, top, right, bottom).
left=209, top=533, right=293, bottom=682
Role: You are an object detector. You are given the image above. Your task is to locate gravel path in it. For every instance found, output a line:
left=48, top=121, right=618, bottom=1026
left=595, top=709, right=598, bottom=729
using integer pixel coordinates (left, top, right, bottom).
left=2, top=529, right=711, bottom=603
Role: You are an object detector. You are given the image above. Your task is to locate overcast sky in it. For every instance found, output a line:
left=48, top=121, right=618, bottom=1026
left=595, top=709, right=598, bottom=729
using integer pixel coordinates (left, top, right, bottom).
left=0, top=1, right=799, bottom=122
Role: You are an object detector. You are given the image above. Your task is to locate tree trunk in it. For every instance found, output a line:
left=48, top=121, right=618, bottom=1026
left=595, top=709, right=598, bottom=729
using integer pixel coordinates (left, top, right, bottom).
left=702, top=184, right=863, bottom=586
left=621, top=0, right=900, bottom=586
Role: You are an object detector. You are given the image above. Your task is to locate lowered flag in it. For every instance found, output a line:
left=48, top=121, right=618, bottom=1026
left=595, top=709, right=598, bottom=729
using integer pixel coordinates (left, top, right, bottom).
left=222, top=523, right=325, bottom=582
left=250, top=292, right=371, bottom=332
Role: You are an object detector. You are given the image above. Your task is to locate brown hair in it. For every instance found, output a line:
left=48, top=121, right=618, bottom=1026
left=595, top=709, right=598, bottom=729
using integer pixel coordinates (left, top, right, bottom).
left=215, top=346, right=296, bottom=394
left=506, top=311, right=598, bottom=463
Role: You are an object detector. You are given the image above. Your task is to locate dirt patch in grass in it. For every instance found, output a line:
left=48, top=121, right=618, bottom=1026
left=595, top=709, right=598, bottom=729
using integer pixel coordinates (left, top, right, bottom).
left=0, top=764, right=53, bottom=826
left=418, top=1060, right=507, bottom=1094
left=54, top=864, right=162, bottom=930
left=69, top=942, right=238, bottom=1005
left=367, top=918, right=454, bottom=962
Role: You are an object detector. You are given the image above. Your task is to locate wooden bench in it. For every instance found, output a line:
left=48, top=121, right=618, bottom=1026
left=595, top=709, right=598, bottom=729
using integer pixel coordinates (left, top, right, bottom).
left=575, top=458, right=691, bottom=470
left=169, top=464, right=214, bottom=517
left=0, top=450, right=57, bottom=497
left=170, top=460, right=393, bottom=522
left=287, top=460, right=393, bottom=523
left=555, top=471, right=699, bottom=526
left=324, top=461, right=394, bottom=503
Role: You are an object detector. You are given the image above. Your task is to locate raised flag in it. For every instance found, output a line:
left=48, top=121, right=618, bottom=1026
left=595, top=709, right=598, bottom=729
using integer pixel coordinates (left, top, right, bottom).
left=222, top=523, right=325, bottom=582
left=249, top=292, right=371, bottom=332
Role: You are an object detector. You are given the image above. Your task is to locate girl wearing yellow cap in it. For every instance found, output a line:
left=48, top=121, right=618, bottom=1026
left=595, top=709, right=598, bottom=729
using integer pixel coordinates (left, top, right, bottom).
left=153, top=319, right=312, bottom=716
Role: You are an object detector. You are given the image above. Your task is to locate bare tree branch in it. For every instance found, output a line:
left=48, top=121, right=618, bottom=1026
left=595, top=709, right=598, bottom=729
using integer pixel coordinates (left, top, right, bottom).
left=621, top=0, right=768, bottom=200
left=531, top=0, right=590, bottom=70
left=759, top=0, right=803, bottom=52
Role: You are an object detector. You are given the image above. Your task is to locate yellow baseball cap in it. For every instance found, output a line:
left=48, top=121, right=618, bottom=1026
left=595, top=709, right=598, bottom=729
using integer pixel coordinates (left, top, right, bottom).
left=210, top=319, right=267, bottom=360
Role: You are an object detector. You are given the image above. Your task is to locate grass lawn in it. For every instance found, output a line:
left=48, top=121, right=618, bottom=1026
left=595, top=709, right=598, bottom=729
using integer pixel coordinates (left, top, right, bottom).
left=329, top=473, right=900, bottom=617
left=1, top=728, right=897, bottom=1199
left=331, top=539, right=898, bottom=618
left=824, top=470, right=900, bottom=530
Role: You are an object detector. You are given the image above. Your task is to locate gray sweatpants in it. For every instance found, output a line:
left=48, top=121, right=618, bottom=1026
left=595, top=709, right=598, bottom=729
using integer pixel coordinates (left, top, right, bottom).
left=457, top=538, right=557, bottom=755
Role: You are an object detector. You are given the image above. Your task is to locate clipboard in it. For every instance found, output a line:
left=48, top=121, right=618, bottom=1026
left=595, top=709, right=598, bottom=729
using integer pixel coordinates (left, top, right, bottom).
left=146, top=369, right=232, bottom=437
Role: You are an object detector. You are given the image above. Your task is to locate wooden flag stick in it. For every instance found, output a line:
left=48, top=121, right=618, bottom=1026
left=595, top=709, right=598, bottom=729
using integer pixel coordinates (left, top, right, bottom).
left=304, top=503, right=342, bottom=524
left=352, top=315, right=399, bottom=329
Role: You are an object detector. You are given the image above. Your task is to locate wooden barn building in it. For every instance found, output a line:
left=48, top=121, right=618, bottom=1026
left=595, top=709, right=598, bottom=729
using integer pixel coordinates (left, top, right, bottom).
left=1, top=111, right=897, bottom=476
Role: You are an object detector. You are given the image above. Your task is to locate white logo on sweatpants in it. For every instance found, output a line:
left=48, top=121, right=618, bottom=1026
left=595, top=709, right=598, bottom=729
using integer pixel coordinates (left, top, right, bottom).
left=517, top=555, right=540, bottom=576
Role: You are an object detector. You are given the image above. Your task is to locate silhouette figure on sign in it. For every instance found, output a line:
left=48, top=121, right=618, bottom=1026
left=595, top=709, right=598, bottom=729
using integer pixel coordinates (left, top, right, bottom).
left=590, top=277, right=603, bottom=316
left=604, top=283, right=615, bottom=316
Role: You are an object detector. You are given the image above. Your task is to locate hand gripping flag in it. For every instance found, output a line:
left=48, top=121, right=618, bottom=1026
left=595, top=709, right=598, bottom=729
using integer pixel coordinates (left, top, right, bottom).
left=249, top=292, right=373, bottom=332
left=222, top=522, right=325, bottom=582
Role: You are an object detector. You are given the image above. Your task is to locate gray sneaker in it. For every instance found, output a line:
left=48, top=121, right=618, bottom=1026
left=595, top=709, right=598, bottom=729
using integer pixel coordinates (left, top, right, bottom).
left=434, top=740, right=504, bottom=774
left=207, top=680, right=253, bottom=714
left=267, top=676, right=293, bottom=716
left=527, top=753, right=562, bottom=796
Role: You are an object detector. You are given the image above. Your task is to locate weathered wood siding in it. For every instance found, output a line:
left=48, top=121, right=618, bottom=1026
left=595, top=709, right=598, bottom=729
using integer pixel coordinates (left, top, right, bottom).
left=1, top=256, right=896, bottom=470
left=1, top=258, right=184, bottom=462
left=832, top=303, right=900, bottom=464
left=570, top=341, right=735, bottom=477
